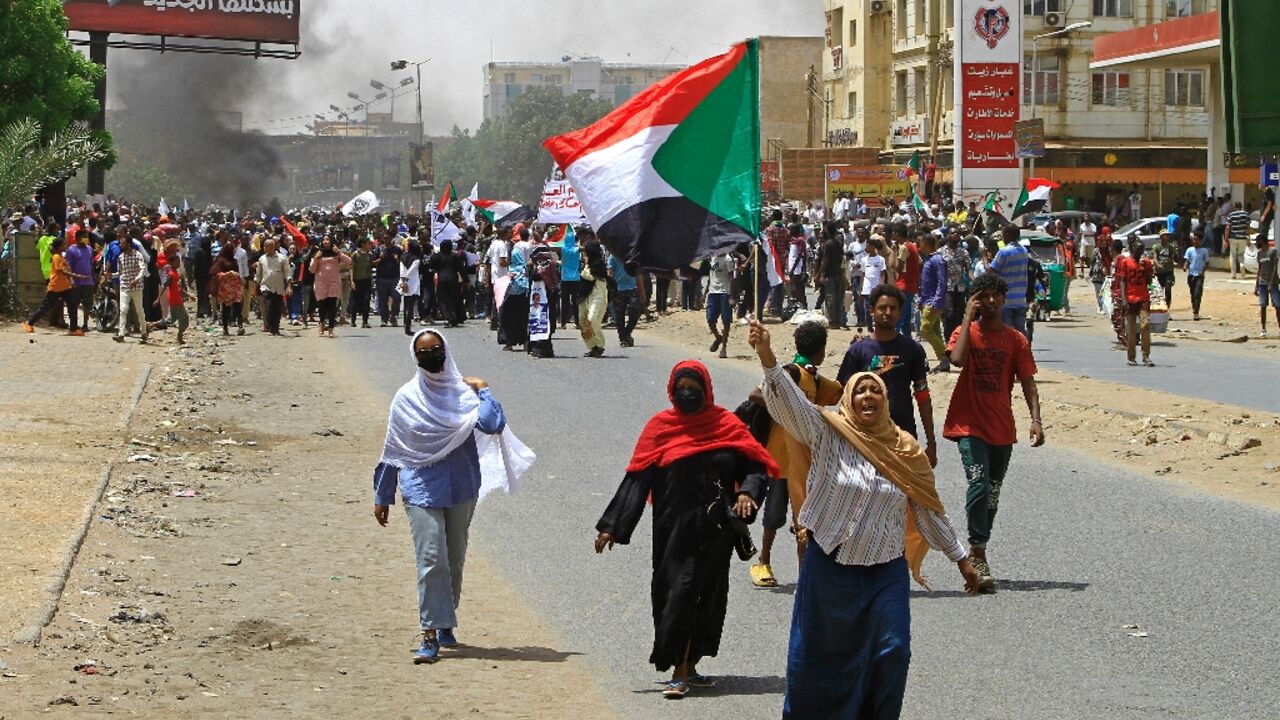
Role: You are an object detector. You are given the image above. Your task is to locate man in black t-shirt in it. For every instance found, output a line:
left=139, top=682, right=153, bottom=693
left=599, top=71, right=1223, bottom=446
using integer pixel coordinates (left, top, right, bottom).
left=836, top=284, right=937, bottom=466
left=371, top=231, right=403, bottom=326
left=814, top=222, right=847, bottom=329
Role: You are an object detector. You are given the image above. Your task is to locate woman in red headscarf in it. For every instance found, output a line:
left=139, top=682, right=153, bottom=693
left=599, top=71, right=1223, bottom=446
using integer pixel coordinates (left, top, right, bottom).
left=595, top=360, right=778, bottom=699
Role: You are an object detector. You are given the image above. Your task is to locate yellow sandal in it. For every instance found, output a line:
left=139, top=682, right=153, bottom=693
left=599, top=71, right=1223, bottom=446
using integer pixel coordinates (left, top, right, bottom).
left=750, top=563, right=778, bottom=588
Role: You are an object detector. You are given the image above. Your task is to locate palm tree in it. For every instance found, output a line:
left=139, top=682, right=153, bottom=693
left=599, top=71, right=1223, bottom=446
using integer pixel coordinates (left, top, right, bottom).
left=0, top=117, right=107, bottom=209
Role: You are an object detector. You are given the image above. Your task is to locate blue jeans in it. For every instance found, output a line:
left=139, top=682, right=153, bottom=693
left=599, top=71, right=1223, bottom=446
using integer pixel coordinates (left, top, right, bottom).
left=1001, top=306, right=1028, bottom=337
left=705, top=292, right=732, bottom=328
left=896, top=291, right=916, bottom=336
left=404, top=499, right=476, bottom=630
left=785, top=545, right=910, bottom=719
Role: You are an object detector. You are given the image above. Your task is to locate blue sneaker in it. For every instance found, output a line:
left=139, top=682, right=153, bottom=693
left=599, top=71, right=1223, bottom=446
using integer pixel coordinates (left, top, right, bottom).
left=413, top=635, right=440, bottom=664
left=438, top=628, right=459, bottom=648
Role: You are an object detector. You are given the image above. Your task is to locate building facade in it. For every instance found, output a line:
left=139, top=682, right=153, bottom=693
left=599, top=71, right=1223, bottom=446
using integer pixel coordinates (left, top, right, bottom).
left=482, top=58, right=685, bottom=121
left=823, top=0, right=1224, bottom=215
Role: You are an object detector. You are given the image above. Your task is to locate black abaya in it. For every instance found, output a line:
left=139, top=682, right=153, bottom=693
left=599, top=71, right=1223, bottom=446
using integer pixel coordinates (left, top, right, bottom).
left=597, top=450, right=767, bottom=672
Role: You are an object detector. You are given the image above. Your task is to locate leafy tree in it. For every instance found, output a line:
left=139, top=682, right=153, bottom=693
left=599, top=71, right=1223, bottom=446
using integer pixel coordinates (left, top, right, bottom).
left=0, top=118, right=106, bottom=208
left=0, top=0, right=113, bottom=162
left=436, top=87, right=611, bottom=205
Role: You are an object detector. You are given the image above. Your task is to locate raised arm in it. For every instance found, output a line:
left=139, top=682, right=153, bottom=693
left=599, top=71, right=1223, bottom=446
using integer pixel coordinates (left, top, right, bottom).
left=748, top=320, right=823, bottom=446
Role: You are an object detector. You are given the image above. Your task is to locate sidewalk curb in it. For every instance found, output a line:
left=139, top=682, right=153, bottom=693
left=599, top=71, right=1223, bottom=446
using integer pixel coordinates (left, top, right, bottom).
left=12, top=363, right=153, bottom=646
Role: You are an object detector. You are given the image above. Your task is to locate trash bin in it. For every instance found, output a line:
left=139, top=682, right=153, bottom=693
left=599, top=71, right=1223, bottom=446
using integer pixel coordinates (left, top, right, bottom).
left=1044, top=263, right=1066, bottom=312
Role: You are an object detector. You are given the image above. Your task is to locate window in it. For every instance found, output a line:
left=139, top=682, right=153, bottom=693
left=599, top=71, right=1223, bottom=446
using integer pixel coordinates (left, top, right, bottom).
left=847, top=91, right=858, bottom=119
left=1024, top=0, right=1063, bottom=14
left=545, top=74, right=561, bottom=84
left=914, top=68, right=927, bottom=116
left=896, top=71, right=908, bottom=116
left=831, top=7, right=844, bottom=46
left=914, top=0, right=925, bottom=35
left=1091, top=71, right=1131, bottom=106
left=1166, top=0, right=1206, bottom=16
left=503, top=72, right=516, bottom=84
left=897, top=0, right=907, bottom=39
left=849, top=19, right=857, bottom=46
left=1023, top=54, right=1060, bottom=105
left=1165, top=69, right=1204, bottom=106
left=1093, top=0, right=1132, bottom=17
left=531, top=73, right=542, bottom=83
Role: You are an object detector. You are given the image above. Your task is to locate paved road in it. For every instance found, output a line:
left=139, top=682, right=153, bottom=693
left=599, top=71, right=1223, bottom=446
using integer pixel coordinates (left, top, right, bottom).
left=1031, top=315, right=1280, bottom=413
left=347, top=323, right=1280, bottom=719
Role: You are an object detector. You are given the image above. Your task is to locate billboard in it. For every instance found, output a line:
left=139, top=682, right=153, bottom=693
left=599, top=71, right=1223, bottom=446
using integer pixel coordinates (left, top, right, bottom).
left=63, top=0, right=301, bottom=45
left=823, top=165, right=912, bottom=206
left=954, top=0, right=1021, bottom=201
left=410, top=142, right=434, bottom=189
left=1221, top=0, right=1280, bottom=154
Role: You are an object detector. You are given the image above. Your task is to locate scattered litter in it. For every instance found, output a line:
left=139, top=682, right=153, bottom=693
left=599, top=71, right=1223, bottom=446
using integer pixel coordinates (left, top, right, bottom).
left=1121, top=624, right=1140, bottom=629
left=109, top=609, right=166, bottom=625
left=171, top=489, right=199, bottom=498
left=49, top=695, right=78, bottom=707
left=1128, top=631, right=1149, bottom=638
left=74, top=663, right=99, bottom=675
left=313, top=428, right=344, bottom=437
left=221, top=557, right=242, bottom=567
left=127, top=454, right=158, bottom=463
left=130, top=438, right=159, bottom=448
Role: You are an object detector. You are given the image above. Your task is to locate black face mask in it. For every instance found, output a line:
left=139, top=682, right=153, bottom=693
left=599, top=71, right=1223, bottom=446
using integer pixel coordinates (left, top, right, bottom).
left=673, top=387, right=705, bottom=414
left=416, top=348, right=446, bottom=373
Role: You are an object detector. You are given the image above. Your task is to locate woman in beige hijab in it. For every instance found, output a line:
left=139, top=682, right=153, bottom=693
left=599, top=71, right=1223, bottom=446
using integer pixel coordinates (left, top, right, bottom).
left=748, top=319, right=977, bottom=720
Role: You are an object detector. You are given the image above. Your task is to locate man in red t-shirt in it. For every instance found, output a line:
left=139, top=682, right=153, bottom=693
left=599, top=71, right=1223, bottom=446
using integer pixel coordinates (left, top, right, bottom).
left=1116, top=237, right=1154, bottom=366
left=943, top=272, right=1044, bottom=592
left=893, top=223, right=922, bottom=337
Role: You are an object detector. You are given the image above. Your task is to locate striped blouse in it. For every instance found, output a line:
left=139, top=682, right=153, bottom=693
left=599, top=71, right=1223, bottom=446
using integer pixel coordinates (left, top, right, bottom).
left=762, top=363, right=967, bottom=567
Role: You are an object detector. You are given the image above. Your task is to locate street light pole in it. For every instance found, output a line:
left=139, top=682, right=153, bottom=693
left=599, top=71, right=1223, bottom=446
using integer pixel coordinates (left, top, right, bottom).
left=392, top=58, right=432, bottom=212
left=1028, top=21, right=1092, bottom=179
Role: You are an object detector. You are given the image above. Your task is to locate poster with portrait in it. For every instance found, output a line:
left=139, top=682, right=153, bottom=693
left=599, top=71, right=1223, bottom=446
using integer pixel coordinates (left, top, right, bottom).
left=528, top=280, right=551, bottom=342
left=410, top=142, right=434, bottom=189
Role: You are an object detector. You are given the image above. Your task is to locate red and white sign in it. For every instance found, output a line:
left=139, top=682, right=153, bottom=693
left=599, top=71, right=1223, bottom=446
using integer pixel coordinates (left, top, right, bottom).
left=954, top=0, right=1021, bottom=200
left=63, top=0, right=301, bottom=44
left=890, top=117, right=929, bottom=146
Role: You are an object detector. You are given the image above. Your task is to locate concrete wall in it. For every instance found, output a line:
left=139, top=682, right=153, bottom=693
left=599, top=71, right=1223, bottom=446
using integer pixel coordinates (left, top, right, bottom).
left=758, top=36, right=824, bottom=153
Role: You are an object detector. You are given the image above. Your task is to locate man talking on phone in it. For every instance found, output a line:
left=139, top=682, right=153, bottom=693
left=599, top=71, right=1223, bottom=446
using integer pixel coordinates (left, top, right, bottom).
left=941, top=272, right=1044, bottom=593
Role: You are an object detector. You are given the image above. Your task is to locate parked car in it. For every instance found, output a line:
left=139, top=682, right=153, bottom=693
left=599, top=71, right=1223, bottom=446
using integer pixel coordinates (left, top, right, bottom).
left=1112, top=216, right=1203, bottom=249
left=1030, top=210, right=1108, bottom=235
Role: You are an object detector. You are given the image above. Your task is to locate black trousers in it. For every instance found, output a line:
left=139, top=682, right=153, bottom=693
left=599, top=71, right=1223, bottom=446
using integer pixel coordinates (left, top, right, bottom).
left=612, top=289, right=641, bottom=342
left=1187, top=274, right=1205, bottom=315
left=70, top=285, right=93, bottom=329
left=28, top=289, right=72, bottom=327
left=263, top=291, right=284, bottom=334
left=944, top=290, right=968, bottom=342
left=196, top=277, right=211, bottom=317
left=375, top=277, right=400, bottom=323
left=438, top=280, right=464, bottom=326
left=403, top=294, right=419, bottom=333
left=350, top=278, right=372, bottom=324
left=221, top=302, right=242, bottom=331
left=559, top=282, right=580, bottom=327
left=655, top=277, right=671, bottom=314
left=318, top=297, right=339, bottom=328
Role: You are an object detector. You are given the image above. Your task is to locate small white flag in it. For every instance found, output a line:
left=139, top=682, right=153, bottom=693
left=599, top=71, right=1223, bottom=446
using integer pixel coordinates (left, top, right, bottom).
left=158, top=197, right=170, bottom=216
left=341, top=190, right=381, bottom=217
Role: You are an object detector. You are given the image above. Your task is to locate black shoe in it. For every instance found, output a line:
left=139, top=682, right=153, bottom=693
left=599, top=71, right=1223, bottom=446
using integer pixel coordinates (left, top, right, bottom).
left=710, top=334, right=723, bottom=352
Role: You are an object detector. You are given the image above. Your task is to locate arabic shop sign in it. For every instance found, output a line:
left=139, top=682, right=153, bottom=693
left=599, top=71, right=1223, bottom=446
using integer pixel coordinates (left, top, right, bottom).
left=890, top=118, right=928, bottom=146
left=1014, top=118, right=1045, bottom=158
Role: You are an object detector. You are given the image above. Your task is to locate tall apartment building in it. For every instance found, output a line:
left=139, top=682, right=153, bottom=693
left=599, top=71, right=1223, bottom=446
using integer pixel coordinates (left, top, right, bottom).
left=482, top=58, right=685, bottom=121
left=824, top=0, right=1227, bottom=213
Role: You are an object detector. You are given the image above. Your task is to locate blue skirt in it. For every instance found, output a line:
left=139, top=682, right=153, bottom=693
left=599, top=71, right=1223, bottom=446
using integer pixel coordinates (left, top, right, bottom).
left=783, top=543, right=911, bottom=720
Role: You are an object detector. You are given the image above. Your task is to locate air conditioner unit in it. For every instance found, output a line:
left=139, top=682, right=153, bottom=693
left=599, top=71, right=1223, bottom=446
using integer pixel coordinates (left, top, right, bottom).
left=1044, top=11, right=1064, bottom=28
left=870, top=0, right=889, bottom=14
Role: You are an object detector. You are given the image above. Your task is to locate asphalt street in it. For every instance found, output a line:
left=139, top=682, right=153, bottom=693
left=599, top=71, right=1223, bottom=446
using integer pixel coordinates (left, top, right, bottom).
left=347, top=322, right=1280, bottom=720
left=1030, top=315, right=1280, bottom=413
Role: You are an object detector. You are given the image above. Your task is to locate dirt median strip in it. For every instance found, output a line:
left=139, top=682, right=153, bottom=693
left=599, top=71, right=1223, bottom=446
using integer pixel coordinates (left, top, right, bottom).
left=1, top=324, right=617, bottom=718
left=638, top=309, right=1280, bottom=511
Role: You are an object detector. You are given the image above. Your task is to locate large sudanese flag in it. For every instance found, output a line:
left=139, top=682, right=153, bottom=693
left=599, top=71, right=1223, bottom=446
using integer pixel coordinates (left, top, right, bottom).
left=544, top=40, right=761, bottom=270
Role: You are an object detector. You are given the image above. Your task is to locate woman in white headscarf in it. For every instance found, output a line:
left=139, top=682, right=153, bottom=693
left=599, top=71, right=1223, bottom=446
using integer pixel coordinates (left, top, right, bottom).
left=373, top=329, right=534, bottom=665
